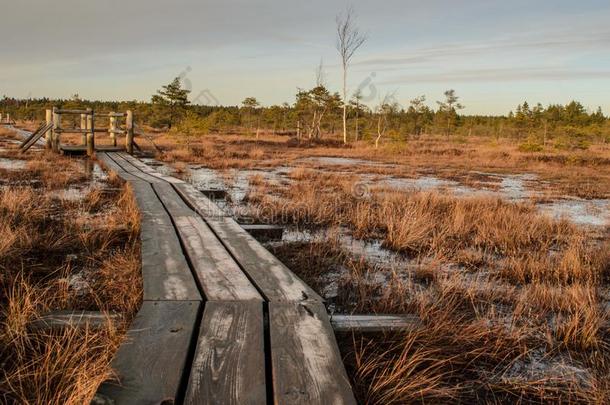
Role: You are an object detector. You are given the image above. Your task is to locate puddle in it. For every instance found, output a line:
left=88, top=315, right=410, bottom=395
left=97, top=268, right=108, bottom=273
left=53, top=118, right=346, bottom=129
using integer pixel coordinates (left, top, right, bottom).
left=184, top=165, right=291, bottom=204
left=538, top=199, right=610, bottom=227
left=141, top=157, right=175, bottom=176
left=273, top=226, right=413, bottom=271
left=84, top=160, right=109, bottom=183
left=49, top=186, right=92, bottom=201
left=66, top=271, right=91, bottom=296
left=0, top=157, right=27, bottom=170
left=370, top=174, right=606, bottom=227
left=301, top=156, right=396, bottom=167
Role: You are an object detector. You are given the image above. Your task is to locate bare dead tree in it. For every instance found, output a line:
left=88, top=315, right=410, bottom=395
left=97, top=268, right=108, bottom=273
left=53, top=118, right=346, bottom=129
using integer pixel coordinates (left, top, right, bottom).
left=336, top=6, right=366, bottom=145
left=375, top=93, right=397, bottom=149
left=315, top=58, right=326, bottom=87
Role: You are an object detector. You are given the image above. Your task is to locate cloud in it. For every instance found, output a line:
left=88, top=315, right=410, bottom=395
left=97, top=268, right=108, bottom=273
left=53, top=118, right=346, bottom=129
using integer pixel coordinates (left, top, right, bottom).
left=356, top=26, right=610, bottom=68
left=380, top=67, right=610, bottom=84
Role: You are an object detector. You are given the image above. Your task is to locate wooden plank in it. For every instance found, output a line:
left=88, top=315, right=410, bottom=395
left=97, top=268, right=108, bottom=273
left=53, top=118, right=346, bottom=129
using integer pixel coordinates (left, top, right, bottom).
left=95, top=301, right=200, bottom=405
left=19, top=122, right=46, bottom=146
left=206, top=217, right=322, bottom=302
left=18, top=122, right=46, bottom=148
left=118, top=152, right=158, bottom=173
left=21, top=123, right=53, bottom=152
left=97, top=153, right=144, bottom=183
left=330, top=314, right=422, bottom=333
left=59, top=145, right=124, bottom=152
left=270, top=301, right=356, bottom=405
left=174, top=216, right=262, bottom=301
left=174, top=182, right=227, bottom=219
left=153, top=181, right=195, bottom=217
left=184, top=301, right=266, bottom=405
left=97, top=152, right=125, bottom=174
left=118, top=152, right=184, bottom=184
left=133, top=181, right=201, bottom=301
left=115, top=152, right=182, bottom=185
left=241, top=224, right=284, bottom=241
left=151, top=181, right=262, bottom=301
left=28, top=310, right=120, bottom=331
left=111, top=153, right=165, bottom=184
left=55, top=108, right=91, bottom=114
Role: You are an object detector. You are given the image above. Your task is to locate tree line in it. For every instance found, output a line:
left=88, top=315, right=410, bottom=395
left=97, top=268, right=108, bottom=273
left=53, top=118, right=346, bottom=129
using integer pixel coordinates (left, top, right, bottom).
left=1, top=85, right=608, bottom=149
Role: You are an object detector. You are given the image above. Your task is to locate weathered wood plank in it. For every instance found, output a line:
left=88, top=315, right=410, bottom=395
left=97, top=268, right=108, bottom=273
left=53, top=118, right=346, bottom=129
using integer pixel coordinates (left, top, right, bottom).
left=153, top=181, right=195, bottom=217
left=28, top=310, right=120, bottom=331
left=111, top=153, right=165, bottom=184
left=330, top=314, right=422, bottom=333
left=206, top=217, right=322, bottom=302
left=95, top=301, right=200, bottom=405
left=119, top=152, right=184, bottom=184
left=174, top=216, right=262, bottom=301
left=129, top=180, right=200, bottom=301
left=118, top=152, right=160, bottom=174
left=102, top=152, right=147, bottom=182
left=19, top=122, right=46, bottom=147
left=149, top=180, right=262, bottom=301
left=270, top=301, right=356, bottom=405
left=174, top=182, right=227, bottom=219
left=60, top=145, right=124, bottom=153
left=97, top=152, right=124, bottom=173
left=19, top=122, right=51, bottom=152
left=184, top=301, right=266, bottom=405
left=241, top=224, right=284, bottom=241
left=97, top=153, right=145, bottom=183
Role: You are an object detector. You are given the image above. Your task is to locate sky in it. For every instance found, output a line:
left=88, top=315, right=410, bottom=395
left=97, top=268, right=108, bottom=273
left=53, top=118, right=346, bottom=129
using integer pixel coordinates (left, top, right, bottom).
left=1, top=0, right=610, bottom=115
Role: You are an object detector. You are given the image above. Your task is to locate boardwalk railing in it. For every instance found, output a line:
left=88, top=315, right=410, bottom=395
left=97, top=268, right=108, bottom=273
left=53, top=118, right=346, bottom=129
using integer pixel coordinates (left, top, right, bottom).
left=94, top=152, right=357, bottom=405
left=43, top=107, right=135, bottom=155
left=0, top=112, right=16, bottom=125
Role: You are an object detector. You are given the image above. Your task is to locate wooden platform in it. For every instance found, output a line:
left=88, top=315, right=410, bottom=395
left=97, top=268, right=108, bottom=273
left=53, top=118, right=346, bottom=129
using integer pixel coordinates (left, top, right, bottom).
left=60, top=145, right=125, bottom=155
left=94, top=152, right=356, bottom=405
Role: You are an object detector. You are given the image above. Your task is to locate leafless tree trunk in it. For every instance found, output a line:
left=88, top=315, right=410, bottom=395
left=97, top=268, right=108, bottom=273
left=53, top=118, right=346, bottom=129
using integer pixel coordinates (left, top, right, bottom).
left=336, top=7, right=366, bottom=145
left=355, top=107, right=359, bottom=141
left=375, top=114, right=385, bottom=149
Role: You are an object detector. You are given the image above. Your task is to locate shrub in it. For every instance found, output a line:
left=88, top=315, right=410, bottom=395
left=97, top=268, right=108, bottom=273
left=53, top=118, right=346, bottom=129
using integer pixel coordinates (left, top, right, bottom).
left=518, top=141, right=543, bottom=152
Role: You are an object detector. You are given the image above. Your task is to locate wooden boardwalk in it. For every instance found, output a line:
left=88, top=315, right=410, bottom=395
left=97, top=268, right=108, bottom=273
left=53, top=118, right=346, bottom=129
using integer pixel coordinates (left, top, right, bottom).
left=94, top=152, right=356, bottom=405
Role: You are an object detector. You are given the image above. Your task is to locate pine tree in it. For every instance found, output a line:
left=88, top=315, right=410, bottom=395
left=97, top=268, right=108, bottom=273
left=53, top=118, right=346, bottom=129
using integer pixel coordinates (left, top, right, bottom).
left=151, top=77, right=191, bottom=128
left=436, top=90, right=464, bottom=137
left=241, top=97, right=260, bottom=136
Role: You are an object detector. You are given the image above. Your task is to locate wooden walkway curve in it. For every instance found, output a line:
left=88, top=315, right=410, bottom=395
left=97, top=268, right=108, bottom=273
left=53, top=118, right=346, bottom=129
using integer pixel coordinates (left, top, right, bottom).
left=94, top=152, right=356, bottom=405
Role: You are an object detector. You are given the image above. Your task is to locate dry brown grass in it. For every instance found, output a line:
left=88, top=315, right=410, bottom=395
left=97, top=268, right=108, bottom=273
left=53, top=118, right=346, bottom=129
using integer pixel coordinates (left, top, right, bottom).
left=0, top=137, right=141, bottom=404
left=258, top=169, right=609, bottom=403
left=272, top=236, right=609, bottom=403
left=145, top=131, right=610, bottom=199
left=249, top=171, right=607, bottom=284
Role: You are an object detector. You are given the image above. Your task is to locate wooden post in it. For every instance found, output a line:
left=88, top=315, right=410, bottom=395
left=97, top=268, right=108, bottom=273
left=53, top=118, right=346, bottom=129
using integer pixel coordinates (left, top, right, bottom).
left=126, top=110, right=134, bottom=154
left=109, top=112, right=117, bottom=147
left=86, top=109, right=95, bottom=156
left=52, top=107, right=60, bottom=153
left=80, top=113, right=87, bottom=145
left=6, top=113, right=10, bottom=124
left=45, top=109, right=52, bottom=150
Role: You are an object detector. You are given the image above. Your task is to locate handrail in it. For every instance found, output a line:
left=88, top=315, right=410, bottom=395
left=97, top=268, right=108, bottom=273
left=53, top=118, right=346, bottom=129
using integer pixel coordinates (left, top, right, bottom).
left=45, top=107, right=135, bottom=156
